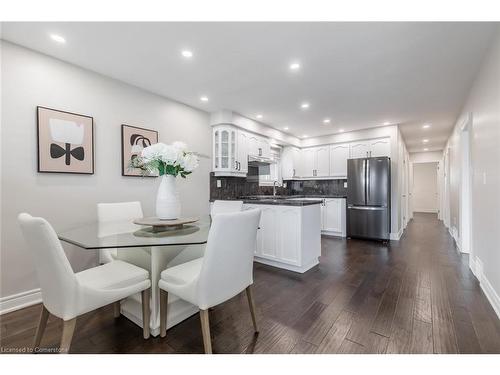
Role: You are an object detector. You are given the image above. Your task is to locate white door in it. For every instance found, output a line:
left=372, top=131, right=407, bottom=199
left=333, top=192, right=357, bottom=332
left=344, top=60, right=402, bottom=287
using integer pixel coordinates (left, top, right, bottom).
left=330, top=143, right=350, bottom=177
left=350, top=141, right=370, bottom=159
left=412, top=162, right=438, bottom=213
left=370, top=138, right=391, bottom=157
left=301, top=148, right=315, bottom=177
left=323, top=199, right=342, bottom=233
left=279, top=208, right=301, bottom=265
left=237, top=131, right=248, bottom=173
left=315, top=147, right=330, bottom=177
left=258, top=208, right=278, bottom=259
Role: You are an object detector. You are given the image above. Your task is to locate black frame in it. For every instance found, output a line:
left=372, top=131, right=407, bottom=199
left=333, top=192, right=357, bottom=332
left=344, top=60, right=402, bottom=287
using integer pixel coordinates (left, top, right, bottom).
left=37, top=106, right=94, bottom=175
left=121, top=124, right=158, bottom=177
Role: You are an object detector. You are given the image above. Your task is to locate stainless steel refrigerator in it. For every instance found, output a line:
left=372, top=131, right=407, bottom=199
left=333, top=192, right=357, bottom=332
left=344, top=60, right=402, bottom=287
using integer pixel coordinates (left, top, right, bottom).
left=347, top=156, right=391, bottom=241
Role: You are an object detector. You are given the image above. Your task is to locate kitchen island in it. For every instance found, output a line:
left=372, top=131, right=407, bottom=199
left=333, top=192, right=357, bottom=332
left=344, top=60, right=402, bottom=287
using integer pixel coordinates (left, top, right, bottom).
left=243, top=198, right=322, bottom=273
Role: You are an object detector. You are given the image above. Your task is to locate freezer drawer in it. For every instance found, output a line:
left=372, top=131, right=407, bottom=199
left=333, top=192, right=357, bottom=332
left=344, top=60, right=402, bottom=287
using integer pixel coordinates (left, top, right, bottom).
left=347, top=206, right=390, bottom=240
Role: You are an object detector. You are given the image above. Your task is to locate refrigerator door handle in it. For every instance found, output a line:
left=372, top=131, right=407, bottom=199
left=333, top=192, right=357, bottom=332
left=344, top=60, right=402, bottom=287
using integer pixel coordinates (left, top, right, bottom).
left=367, top=158, right=370, bottom=203
left=348, top=206, right=387, bottom=211
left=363, top=159, right=367, bottom=204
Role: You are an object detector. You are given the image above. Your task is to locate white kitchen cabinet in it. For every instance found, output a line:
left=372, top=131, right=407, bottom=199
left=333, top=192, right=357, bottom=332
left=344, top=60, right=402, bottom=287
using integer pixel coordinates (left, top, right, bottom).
left=350, top=138, right=390, bottom=159
left=329, top=143, right=350, bottom=177
left=301, top=147, right=329, bottom=177
left=301, top=148, right=316, bottom=177
left=369, top=138, right=391, bottom=157
left=245, top=203, right=321, bottom=273
left=237, top=130, right=249, bottom=173
left=247, top=134, right=271, bottom=158
left=212, top=125, right=246, bottom=177
left=350, top=141, right=370, bottom=159
left=281, top=146, right=301, bottom=179
left=322, top=198, right=346, bottom=236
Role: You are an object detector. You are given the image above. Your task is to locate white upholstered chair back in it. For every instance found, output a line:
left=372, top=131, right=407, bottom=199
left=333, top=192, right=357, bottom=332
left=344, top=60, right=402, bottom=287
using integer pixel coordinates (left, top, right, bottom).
left=18, top=213, right=79, bottom=318
left=97, top=201, right=144, bottom=264
left=211, top=200, right=243, bottom=216
left=197, top=209, right=261, bottom=309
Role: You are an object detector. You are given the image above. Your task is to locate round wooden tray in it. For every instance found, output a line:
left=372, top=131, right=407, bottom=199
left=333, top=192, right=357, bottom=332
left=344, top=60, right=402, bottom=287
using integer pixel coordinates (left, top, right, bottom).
left=133, top=217, right=199, bottom=232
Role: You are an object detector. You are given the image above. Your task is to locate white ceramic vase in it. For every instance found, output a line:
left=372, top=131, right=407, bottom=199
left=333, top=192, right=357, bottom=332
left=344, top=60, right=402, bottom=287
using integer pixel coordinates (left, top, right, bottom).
left=156, top=175, right=181, bottom=220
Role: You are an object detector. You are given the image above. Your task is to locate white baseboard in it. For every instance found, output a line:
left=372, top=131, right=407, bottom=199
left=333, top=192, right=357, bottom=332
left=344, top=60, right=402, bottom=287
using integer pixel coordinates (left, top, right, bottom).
left=0, top=288, right=42, bottom=315
left=471, top=257, right=500, bottom=320
left=390, top=227, right=404, bottom=241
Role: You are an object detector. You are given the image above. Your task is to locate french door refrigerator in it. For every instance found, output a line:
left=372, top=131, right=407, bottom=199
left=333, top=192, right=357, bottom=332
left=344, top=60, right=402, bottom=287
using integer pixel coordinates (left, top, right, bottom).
left=347, top=156, right=391, bottom=241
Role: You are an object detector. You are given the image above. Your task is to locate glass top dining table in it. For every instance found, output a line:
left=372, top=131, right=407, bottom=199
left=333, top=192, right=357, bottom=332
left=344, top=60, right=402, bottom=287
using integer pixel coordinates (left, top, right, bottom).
left=58, top=215, right=211, bottom=250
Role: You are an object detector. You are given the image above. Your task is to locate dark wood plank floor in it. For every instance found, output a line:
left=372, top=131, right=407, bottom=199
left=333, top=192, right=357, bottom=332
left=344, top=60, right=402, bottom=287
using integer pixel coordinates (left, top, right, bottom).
left=2, top=213, right=500, bottom=354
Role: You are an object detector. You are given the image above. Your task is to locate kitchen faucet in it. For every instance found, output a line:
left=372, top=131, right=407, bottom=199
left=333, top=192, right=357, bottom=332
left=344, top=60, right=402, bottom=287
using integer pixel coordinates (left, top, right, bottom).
left=273, top=180, right=279, bottom=197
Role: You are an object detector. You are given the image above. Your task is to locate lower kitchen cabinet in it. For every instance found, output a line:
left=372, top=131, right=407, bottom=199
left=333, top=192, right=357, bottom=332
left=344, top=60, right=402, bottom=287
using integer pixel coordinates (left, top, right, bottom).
left=321, top=198, right=346, bottom=237
left=244, top=203, right=321, bottom=273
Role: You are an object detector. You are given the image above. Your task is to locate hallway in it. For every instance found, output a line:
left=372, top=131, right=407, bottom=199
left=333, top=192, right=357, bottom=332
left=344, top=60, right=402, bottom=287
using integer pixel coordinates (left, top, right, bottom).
left=1, top=213, right=499, bottom=354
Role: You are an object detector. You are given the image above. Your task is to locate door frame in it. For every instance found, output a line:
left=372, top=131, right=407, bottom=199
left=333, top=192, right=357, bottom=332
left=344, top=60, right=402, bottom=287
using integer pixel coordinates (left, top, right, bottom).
left=459, top=113, right=473, bottom=256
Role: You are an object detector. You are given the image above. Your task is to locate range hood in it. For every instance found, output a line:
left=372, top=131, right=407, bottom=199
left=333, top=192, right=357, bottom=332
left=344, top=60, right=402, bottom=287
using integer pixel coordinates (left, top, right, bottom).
left=248, top=155, right=274, bottom=167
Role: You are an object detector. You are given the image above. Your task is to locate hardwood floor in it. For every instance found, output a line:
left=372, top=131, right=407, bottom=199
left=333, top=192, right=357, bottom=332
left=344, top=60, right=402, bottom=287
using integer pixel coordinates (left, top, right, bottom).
left=1, top=213, right=500, bottom=354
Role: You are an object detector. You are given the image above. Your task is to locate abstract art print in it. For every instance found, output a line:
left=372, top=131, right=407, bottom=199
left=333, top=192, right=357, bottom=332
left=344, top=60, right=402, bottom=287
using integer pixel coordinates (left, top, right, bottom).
left=37, top=106, right=94, bottom=174
left=121, top=124, right=158, bottom=176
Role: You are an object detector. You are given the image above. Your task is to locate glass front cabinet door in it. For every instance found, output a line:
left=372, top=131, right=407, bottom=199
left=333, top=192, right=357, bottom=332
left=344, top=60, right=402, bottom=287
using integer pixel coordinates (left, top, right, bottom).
left=212, top=125, right=245, bottom=177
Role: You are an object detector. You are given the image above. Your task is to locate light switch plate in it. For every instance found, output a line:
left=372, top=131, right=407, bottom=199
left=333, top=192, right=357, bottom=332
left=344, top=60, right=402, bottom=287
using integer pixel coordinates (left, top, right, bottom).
left=217, top=180, right=222, bottom=188
left=344, top=182, right=348, bottom=188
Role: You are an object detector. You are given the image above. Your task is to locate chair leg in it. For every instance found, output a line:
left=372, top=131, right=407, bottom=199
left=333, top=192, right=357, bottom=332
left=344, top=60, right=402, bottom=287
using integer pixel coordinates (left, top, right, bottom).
left=33, top=305, right=50, bottom=350
left=60, top=318, right=76, bottom=354
left=141, top=288, right=151, bottom=339
left=113, top=301, right=121, bottom=318
left=246, top=285, right=259, bottom=333
left=199, top=309, right=212, bottom=354
left=159, top=289, right=168, bottom=338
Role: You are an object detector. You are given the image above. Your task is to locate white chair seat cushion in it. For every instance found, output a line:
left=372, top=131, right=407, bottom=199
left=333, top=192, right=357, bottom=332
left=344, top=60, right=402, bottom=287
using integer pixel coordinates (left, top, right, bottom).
left=158, top=257, right=203, bottom=307
left=76, top=260, right=149, bottom=290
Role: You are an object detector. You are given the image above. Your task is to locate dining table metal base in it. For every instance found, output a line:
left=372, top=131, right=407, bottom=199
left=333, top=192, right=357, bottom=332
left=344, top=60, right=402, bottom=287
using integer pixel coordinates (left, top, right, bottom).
left=115, top=244, right=204, bottom=337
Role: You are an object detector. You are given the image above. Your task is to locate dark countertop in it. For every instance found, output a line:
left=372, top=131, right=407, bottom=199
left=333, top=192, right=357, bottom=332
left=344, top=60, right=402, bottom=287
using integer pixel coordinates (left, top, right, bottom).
left=210, top=194, right=346, bottom=206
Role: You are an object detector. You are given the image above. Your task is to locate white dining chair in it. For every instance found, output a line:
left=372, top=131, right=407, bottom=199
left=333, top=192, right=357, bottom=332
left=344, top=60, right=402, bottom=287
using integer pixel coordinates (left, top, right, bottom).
left=210, top=200, right=243, bottom=216
left=17, top=213, right=152, bottom=353
left=158, top=209, right=261, bottom=354
left=97, top=201, right=144, bottom=264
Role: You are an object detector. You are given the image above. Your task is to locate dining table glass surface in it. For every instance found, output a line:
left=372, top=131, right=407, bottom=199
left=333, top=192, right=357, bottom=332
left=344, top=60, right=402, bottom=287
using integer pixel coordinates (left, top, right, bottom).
left=58, top=215, right=211, bottom=249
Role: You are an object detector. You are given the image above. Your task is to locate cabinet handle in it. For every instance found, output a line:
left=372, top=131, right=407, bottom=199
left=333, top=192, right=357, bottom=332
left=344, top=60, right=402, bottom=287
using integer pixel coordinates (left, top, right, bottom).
left=258, top=148, right=262, bottom=156
left=293, top=168, right=295, bottom=177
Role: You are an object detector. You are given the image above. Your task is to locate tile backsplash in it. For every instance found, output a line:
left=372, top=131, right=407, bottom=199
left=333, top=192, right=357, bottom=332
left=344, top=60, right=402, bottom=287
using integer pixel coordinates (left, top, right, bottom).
left=209, top=173, right=347, bottom=200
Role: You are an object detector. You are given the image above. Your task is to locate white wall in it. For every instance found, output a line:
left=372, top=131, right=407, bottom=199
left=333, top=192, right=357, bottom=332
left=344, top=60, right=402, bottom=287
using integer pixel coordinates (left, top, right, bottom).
left=444, top=28, right=500, bottom=317
left=0, top=42, right=211, bottom=301
left=412, top=162, right=438, bottom=213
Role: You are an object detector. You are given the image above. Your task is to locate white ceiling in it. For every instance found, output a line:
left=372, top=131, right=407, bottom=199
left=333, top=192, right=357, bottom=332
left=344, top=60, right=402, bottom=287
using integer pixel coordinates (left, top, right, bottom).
left=1, top=22, right=497, bottom=152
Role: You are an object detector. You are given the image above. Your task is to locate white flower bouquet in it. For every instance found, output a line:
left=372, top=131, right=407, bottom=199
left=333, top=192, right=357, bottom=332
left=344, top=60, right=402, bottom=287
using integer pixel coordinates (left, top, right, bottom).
left=130, top=141, right=199, bottom=178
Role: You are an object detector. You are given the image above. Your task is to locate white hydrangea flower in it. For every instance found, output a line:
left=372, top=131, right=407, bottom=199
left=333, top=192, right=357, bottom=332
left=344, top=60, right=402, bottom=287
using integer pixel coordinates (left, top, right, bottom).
left=180, top=152, right=199, bottom=172
left=172, top=141, right=187, bottom=152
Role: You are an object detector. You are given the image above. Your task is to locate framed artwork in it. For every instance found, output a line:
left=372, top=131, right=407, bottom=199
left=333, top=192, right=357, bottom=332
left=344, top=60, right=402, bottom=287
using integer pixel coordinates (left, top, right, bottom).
left=37, top=106, right=94, bottom=174
left=121, top=124, right=158, bottom=177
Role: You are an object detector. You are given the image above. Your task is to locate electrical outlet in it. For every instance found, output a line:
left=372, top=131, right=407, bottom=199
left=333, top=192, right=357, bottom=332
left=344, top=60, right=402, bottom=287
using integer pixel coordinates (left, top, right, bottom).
left=344, top=182, right=348, bottom=188
left=283, top=182, right=287, bottom=188
left=216, top=180, right=221, bottom=188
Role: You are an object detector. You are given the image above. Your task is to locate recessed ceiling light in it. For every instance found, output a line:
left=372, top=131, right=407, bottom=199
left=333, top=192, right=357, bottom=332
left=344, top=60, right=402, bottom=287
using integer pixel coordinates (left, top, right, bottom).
left=383, top=121, right=391, bottom=126
left=50, top=34, right=66, bottom=44
left=256, top=114, right=263, bottom=119
left=339, top=129, right=344, bottom=133
left=290, top=62, right=301, bottom=71
left=302, top=134, right=308, bottom=138
left=423, top=124, right=431, bottom=129
left=200, top=96, right=209, bottom=102
left=181, top=50, right=193, bottom=58
left=424, top=148, right=429, bottom=151
left=300, top=102, right=310, bottom=109
left=422, top=139, right=429, bottom=143
left=283, top=127, right=289, bottom=131
left=323, top=118, right=331, bottom=124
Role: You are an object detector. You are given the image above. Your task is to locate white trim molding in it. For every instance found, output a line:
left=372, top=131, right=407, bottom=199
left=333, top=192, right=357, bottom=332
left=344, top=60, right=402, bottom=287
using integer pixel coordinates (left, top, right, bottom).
left=470, top=256, right=500, bottom=320
left=390, top=227, right=404, bottom=241
left=0, top=288, right=42, bottom=315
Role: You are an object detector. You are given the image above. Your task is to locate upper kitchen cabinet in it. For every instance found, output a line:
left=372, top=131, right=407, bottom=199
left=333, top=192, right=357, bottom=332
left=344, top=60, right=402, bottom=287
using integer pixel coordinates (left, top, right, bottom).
left=301, top=147, right=330, bottom=177
left=248, top=134, right=271, bottom=159
left=212, top=125, right=247, bottom=177
left=329, top=143, right=350, bottom=177
left=282, top=146, right=301, bottom=180
left=369, top=138, right=391, bottom=157
left=350, top=137, right=390, bottom=158
left=237, top=130, right=249, bottom=173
